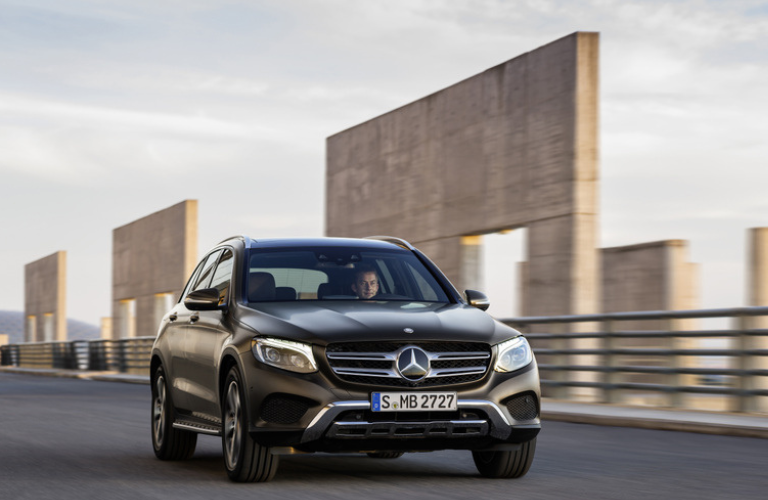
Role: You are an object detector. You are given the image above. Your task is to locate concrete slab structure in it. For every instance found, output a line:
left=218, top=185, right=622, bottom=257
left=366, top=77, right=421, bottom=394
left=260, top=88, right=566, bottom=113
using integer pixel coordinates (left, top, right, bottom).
left=24, top=251, right=67, bottom=342
left=111, top=200, right=198, bottom=339
left=327, top=32, right=600, bottom=320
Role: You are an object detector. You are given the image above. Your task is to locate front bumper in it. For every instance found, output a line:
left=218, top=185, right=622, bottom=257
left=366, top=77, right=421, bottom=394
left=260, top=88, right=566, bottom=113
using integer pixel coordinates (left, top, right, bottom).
left=303, top=399, right=527, bottom=442
left=244, top=357, right=541, bottom=452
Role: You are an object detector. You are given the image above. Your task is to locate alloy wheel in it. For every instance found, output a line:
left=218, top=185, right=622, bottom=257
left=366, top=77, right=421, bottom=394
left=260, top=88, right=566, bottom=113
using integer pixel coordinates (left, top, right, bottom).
left=153, top=375, right=166, bottom=447
left=224, top=380, right=242, bottom=470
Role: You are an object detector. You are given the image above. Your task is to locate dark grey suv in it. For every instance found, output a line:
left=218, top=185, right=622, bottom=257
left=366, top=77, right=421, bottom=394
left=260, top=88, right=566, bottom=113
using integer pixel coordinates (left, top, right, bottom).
left=150, top=236, right=540, bottom=482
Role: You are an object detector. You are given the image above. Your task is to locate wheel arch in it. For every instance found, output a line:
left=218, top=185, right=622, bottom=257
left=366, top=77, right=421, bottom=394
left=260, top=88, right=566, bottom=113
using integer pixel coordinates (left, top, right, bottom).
left=219, top=350, right=243, bottom=405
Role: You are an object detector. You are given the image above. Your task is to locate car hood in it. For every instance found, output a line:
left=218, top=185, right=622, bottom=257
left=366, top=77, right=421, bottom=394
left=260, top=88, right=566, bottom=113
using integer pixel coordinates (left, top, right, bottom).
left=235, top=301, right=519, bottom=346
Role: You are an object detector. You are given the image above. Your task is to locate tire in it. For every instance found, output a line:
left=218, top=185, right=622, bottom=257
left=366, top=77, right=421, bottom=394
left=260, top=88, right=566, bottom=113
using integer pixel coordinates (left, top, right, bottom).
left=472, top=438, right=536, bottom=478
left=151, top=366, right=197, bottom=460
left=222, top=366, right=279, bottom=482
left=367, top=452, right=404, bottom=459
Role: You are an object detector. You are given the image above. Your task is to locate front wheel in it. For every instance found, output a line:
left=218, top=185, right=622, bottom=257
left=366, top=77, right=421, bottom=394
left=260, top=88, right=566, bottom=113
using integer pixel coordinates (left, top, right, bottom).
left=151, top=365, right=197, bottom=460
left=222, top=366, right=279, bottom=482
left=472, top=438, right=536, bottom=478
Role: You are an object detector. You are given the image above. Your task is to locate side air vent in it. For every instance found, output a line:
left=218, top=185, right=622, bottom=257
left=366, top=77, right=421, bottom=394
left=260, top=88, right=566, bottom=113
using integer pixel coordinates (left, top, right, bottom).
left=260, top=394, right=313, bottom=424
left=503, top=392, right=539, bottom=421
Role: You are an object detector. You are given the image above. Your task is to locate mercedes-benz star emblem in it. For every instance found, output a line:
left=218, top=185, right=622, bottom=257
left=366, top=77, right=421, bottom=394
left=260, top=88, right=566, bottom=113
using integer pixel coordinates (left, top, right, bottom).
left=396, top=347, right=429, bottom=381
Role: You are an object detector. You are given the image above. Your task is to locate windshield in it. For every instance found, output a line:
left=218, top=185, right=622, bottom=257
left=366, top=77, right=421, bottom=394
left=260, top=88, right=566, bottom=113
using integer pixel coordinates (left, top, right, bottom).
left=245, top=247, right=450, bottom=303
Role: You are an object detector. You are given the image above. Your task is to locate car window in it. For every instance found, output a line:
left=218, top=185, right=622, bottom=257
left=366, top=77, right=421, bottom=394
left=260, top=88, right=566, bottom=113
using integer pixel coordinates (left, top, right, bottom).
left=178, top=260, right=206, bottom=302
left=210, top=248, right=234, bottom=305
left=245, top=247, right=449, bottom=303
left=192, top=250, right=223, bottom=292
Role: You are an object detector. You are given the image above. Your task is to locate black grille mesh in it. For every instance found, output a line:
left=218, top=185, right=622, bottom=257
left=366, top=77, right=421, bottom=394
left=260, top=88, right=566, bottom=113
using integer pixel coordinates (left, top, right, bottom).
left=260, top=394, right=312, bottom=424
left=504, top=393, right=538, bottom=421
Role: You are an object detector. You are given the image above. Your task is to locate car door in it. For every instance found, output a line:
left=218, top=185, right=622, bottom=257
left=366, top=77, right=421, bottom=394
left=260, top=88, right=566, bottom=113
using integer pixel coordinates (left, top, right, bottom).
left=160, top=258, right=205, bottom=411
left=183, top=247, right=234, bottom=420
left=170, top=249, right=222, bottom=411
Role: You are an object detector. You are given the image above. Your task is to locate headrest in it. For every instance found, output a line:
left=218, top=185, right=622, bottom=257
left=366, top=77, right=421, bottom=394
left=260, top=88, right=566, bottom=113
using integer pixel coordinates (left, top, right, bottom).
left=249, top=272, right=276, bottom=301
left=275, top=286, right=296, bottom=301
left=317, top=282, right=344, bottom=299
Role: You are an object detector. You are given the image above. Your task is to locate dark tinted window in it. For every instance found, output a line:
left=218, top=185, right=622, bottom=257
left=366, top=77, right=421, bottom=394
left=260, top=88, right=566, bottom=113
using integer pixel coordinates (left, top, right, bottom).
left=179, top=260, right=205, bottom=302
left=210, top=249, right=234, bottom=305
left=193, top=250, right=223, bottom=292
left=245, top=247, right=449, bottom=303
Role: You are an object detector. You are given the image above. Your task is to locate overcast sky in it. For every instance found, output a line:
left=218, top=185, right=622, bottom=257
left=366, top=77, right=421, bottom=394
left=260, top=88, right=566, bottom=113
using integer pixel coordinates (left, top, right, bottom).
left=1, top=0, right=767, bottom=327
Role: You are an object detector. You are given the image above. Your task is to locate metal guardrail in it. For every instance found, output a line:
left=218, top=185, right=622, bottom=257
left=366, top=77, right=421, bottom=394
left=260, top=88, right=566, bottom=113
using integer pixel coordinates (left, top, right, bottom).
left=501, top=306, right=768, bottom=414
left=2, top=306, right=767, bottom=415
left=0, top=337, right=154, bottom=375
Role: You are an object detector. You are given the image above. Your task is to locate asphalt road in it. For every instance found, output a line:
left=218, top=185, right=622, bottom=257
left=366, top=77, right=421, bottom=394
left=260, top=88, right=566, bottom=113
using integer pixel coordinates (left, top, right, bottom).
left=1, top=373, right=766, bottom=500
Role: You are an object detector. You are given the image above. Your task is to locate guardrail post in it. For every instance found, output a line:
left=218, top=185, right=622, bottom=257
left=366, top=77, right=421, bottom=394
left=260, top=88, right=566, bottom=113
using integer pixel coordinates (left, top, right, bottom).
left=667, top=318, right=684, bottom=408
left=117, top=340, right=127, bottom=373
left=603, top=319, right=619, bottom=404
left=734, top=313, right=749, bottom=413
left=552, top=322, right=569, bottom=400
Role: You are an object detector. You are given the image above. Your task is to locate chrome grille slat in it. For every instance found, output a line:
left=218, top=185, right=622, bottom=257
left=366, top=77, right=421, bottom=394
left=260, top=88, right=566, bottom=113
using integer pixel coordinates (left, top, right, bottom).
left=430, top=352, right=490, bottom=360
left=326, top=342, right=492, bottom=387
left=332, top=368, right=399, bottom=378
left=430, top=367, right=487, bottom=377
left=327, top=352, right=398, bottom=361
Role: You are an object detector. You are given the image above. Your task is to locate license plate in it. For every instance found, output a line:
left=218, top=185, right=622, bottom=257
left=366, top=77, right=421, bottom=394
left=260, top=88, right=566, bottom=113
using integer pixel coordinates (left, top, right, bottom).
left=371, top=392, right=457, bottom=412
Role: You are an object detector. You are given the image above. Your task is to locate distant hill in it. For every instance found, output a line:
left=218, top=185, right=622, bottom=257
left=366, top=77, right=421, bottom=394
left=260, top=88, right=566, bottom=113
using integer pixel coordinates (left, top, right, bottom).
left=0, top=310, right=101, bottom=344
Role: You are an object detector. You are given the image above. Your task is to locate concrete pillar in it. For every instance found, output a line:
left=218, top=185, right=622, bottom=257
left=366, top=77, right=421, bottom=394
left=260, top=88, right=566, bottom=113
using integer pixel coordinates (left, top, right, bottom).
left=600, top=240, right=699, bottom=407
left=100, top=317, right=113, bottom=340
left=746, top=228, right=768, bottom=412
left=460, top=236, right=484, bottom=293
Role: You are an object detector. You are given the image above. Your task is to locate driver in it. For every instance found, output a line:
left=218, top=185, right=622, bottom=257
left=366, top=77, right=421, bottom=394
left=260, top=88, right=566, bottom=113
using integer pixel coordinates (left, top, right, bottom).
left=351, top=266, right=380, bottom=299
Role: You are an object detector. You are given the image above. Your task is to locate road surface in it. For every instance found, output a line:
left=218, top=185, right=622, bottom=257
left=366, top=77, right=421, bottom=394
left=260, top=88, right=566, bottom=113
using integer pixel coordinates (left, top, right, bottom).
left=1, top=372, right=765, bottom=499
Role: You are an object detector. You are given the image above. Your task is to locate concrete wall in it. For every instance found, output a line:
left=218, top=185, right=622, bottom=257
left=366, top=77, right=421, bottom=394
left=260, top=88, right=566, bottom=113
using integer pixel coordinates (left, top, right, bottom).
left=111, top=200, right=198, bottom=339
left=24, top=251, right=67, bottom=342
left=327, top=32, right=600, bottom=318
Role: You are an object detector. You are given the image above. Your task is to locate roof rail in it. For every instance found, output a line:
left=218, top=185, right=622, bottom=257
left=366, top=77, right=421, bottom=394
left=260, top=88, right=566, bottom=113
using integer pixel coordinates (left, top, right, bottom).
left=217, top=235, right=251, bottom=246
left=364, top=235, right=414, bottom=250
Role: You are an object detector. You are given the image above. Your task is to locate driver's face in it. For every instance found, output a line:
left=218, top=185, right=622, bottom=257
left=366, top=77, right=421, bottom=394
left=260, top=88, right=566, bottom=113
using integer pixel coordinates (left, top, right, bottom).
left=353, top=271, right=379, bottom=299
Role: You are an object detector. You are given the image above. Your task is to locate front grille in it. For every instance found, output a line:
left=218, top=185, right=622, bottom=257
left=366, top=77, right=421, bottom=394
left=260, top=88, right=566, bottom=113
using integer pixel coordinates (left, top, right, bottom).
left=326, top=341, right=492, bottom=387
left=260, top=394, right=312, bottom=424
left=504, top=392, right=538, bottom=421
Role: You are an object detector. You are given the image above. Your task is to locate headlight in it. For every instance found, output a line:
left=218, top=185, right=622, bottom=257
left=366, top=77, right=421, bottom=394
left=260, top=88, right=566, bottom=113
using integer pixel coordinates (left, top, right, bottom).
left=494, top=337, right=533, bottom=373
left=251, top=337, right=318, bottom=373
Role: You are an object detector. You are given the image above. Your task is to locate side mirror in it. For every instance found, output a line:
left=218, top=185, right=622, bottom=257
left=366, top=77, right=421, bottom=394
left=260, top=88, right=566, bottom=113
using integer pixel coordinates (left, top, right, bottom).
left=465, top=290, right=490, bottom=311
left=184, top=287, right=222, bottom=311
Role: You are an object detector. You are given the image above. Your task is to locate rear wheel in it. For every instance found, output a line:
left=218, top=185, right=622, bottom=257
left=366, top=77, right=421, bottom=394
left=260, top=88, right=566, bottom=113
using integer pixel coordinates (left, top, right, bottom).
left=151, top=366, right=197, bottom=460
left=222, top=366, right=279, bottom=482
left=472, top=438, right=536, bottom=478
